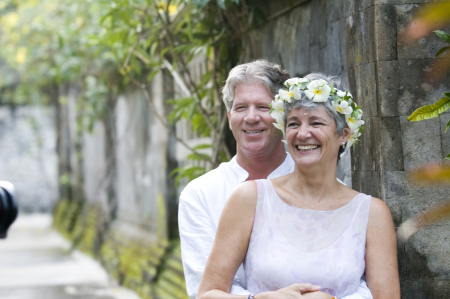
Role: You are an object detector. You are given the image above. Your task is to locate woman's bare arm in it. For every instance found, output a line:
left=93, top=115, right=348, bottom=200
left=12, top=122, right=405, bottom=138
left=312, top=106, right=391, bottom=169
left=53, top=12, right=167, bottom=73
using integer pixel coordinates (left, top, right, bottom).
left=197, top=181, right=320, bottom=299
left=365, top=197, right=400, bottom=299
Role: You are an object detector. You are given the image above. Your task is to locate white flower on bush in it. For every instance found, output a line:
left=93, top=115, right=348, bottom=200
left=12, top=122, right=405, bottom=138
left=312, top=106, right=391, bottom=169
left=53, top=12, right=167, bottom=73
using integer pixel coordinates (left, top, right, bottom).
left=304, top=79, right=331, bottom=102
left=346, top=114, right=365, bottom=132
left=332, top=100, right=353, bottom=114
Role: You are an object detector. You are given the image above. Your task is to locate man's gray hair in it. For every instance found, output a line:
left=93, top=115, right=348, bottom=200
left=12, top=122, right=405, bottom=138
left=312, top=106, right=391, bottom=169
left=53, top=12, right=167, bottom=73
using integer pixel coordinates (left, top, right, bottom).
left=222, top=60, right=290, bottom=111
left=284, top=73, right=348, bottom=136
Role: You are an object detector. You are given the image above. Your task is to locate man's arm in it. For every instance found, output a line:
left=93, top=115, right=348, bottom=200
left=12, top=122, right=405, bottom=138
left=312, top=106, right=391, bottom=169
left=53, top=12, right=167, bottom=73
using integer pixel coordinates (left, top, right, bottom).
left=178, top=188, right=250, bottom=299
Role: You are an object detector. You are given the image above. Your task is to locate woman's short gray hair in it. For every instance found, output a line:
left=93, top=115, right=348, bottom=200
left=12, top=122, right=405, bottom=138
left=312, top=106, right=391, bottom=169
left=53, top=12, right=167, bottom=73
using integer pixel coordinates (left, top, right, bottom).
left=284, top=73, right=348, bottom=136
left=222, top=60, right=290, bottom=111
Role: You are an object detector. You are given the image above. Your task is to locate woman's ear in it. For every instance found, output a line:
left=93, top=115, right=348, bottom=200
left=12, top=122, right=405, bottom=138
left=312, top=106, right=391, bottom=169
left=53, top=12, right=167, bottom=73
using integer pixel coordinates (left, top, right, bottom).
left=342, top=126, right=351, bottom=143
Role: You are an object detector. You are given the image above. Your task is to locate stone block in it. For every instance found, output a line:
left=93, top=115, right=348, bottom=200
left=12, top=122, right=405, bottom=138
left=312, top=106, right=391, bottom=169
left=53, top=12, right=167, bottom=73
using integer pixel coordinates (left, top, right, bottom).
left=352, top=116, right=381, bottom=171
left=400, top=116, right=442, bottom=170
left=309, top=0, right=327, bottom=49
left=345, top=6, right=377, bottom=68
left=380, top=116, right=404, bottom=171
left=375, top=4, right=398, bottom=61
left=376, top=0, right=444, bottom=4
left=383, top=171, right=450, bottom=225
left=378, top=59, right=450, bottom=117
left=324, top=20, right=345, bottom=76
left=310, top=44, right=324, bottom=72
left=353, top=62, right=379, bottom=118
left=396, top=4, right=450, bottom=60
left=400, top=279, right=450, bottom=299
left=344, top=0, right=375, bottom=16
left=351, top=170, right=381, bottom=198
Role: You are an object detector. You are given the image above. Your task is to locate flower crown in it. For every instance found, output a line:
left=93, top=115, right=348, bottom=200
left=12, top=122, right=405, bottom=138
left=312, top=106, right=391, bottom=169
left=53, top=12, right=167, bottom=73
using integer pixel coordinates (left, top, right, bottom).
left=270, top=77, right=364, bottom=148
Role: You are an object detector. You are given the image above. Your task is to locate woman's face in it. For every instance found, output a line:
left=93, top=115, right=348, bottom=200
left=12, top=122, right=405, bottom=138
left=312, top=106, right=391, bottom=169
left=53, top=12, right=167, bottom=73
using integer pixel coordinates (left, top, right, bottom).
left=285, top=105, right=350, bottom=168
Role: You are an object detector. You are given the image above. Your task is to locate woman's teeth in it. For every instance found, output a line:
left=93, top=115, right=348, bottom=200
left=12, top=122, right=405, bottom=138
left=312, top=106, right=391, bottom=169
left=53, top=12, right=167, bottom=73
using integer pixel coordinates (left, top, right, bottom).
left=297, top=145, right=319, bottom=151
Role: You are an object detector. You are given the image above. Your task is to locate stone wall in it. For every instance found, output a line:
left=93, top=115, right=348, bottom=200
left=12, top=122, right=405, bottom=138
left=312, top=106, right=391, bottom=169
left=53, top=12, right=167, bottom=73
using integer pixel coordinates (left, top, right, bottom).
left=243, top=0, right=353, bottom=186
left=52, top=0, right=450, bottom=298
left=0, top=105, right=57, bottom=212
left=344, top=1, right=450, bottom=297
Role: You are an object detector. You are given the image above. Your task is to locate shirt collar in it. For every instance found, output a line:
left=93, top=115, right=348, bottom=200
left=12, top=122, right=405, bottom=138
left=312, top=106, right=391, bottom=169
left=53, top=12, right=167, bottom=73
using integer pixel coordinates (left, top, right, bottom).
left=230, top=152, right=295, bottom=183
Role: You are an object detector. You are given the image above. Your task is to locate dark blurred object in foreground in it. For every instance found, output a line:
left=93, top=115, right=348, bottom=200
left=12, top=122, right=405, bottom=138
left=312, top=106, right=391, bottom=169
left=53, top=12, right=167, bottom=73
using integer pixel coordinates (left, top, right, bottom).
left=0, top=181, right=18, bottom=238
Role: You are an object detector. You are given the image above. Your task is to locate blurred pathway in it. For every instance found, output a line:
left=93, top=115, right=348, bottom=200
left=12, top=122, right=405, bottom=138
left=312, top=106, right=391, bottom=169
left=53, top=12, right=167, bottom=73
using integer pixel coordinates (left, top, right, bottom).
left=0, top=214, right=142, bottom=299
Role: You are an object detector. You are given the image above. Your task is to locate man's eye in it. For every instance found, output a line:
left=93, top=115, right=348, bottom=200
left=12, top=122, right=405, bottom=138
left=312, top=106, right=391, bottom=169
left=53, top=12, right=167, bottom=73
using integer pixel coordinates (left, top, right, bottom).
left=259, top=106, right=270, bottom=110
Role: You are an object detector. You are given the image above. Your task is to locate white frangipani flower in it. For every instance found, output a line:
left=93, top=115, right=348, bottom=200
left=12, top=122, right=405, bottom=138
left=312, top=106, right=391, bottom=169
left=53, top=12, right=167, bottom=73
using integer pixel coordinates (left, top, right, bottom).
left=346, top=114, right=365, bottom=132
left=346, top=131, right=361, bottom=148
left=332, top=100, right=353, bottom=114
left=304, top=79, right=331, bottom=102
left=273, top=122, right=285, bottom=134
left=270, top=99, right=285, bottom=124
left=289, top=86, right=302, bottom=100
left=337, top=90, right=352, bottom=98
left=285, top=78, right=300, bottom=86
left=278, top=89, right=293, bottom=102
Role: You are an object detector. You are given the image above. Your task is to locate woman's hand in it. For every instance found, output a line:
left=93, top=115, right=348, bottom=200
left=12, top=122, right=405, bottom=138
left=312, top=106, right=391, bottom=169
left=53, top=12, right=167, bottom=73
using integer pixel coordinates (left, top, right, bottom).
left=301, top=291, right=334, bottom=299
left=255, top=283, right=321, bottom=299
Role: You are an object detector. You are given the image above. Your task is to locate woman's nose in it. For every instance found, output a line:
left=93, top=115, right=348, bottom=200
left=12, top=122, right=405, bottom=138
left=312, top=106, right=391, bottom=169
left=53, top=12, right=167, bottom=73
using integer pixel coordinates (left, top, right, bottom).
left=296, top=125, right=312, bottom=139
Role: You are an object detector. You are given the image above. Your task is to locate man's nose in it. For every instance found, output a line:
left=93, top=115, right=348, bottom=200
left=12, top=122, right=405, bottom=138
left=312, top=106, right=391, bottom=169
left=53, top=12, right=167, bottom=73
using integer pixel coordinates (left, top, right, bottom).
left=244, top=107, right=260, bottom=123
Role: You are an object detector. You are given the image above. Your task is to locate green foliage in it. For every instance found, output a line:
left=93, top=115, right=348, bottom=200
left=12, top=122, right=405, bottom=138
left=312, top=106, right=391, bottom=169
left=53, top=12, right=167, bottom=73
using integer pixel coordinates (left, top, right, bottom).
left=435, top=46, right=450, bottom=58
left=407, top=95, right=450, bottom=122
left=435, top=30, right=450, bottom=44
left=0, top=0, right=262, bottom=183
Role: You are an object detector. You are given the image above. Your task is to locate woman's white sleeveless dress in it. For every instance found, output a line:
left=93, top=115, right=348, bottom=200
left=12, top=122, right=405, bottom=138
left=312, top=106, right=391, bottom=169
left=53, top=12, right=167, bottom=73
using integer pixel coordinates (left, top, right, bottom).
left=243, top=179, right=372, bottom=297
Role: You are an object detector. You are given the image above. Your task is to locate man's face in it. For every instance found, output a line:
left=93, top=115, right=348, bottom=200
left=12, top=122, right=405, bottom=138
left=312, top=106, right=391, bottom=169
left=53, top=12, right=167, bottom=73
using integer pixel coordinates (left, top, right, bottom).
left=227, top=83, right=283, bottom=157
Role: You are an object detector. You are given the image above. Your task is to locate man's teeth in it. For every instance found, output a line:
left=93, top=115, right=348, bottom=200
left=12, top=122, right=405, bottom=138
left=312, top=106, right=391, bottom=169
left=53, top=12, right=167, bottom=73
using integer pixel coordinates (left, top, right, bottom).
left=245, top=130, right=262, bottom=133
left=297, top=145, right=319, bottom=151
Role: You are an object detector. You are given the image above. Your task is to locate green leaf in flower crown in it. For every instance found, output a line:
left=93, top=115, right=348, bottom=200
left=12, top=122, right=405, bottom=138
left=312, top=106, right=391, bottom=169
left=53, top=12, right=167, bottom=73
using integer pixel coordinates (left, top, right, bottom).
left=407, top=96, right=450, bottom=122
left=446, top=153, right=450, bottom=160
left=446, top=119, right=450, bottom=133
left=435, top=46, right=450, bottom=58
left=434, top=30, right=450, bottom=44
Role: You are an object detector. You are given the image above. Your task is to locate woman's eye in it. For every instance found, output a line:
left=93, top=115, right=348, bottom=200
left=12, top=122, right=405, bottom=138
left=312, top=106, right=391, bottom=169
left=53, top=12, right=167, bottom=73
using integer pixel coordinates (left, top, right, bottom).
left=287, top=122, right=298, bottom=127
left=312, top=122, right=323, bottom=126
left=259, top=106, right=270, bottom=111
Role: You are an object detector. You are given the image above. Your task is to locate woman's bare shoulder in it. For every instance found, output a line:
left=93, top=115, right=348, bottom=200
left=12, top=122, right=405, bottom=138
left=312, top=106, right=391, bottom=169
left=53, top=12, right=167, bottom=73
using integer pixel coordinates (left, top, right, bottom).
left=225, top=180, right=258, bottom=211
left=368, top=197, right=393, bottom=219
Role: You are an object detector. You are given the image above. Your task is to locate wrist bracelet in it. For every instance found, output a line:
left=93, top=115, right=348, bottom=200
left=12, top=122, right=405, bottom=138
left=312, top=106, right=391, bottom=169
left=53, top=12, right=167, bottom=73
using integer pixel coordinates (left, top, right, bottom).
left=247, top=294, right=255, bottom=299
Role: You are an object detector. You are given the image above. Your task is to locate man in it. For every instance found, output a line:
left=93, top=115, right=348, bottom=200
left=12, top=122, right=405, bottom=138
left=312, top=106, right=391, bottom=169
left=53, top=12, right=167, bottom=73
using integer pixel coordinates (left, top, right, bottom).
left=178, top=60, right=372, bottom=299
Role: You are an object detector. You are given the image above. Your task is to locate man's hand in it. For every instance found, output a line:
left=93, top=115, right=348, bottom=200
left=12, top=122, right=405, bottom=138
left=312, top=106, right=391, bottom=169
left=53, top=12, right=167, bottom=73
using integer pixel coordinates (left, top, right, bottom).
left=256, top=283, right=321, bottom=299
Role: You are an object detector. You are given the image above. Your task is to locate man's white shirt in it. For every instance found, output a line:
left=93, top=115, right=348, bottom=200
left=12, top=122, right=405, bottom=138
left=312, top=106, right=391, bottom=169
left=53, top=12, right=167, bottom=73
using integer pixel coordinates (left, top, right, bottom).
left=178, top=153, right=373, bottom=299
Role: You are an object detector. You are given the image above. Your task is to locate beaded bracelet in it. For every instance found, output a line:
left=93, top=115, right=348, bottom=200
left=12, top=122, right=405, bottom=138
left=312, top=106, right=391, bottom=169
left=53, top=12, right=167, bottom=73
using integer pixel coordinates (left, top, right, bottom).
left=247, top=294, right=255, bottom=299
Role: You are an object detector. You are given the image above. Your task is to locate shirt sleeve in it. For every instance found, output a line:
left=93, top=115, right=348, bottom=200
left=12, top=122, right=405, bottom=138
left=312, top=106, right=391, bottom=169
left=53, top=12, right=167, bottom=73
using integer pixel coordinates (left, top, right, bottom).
left=341, top=277, right=373, bottom=299
left=178, top=188, right=250, bottom=299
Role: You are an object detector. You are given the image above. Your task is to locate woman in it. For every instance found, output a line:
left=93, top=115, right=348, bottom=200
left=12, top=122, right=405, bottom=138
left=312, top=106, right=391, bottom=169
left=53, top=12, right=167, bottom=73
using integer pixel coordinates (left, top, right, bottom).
left=196, top=74, right=400, bottom=299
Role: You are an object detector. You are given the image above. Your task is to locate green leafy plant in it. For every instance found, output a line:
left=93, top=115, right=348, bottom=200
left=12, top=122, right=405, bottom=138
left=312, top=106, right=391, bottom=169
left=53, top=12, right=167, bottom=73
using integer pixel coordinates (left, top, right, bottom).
left=407, top=30, right=450, bottom=160
left=0, top=0, right=264, bottom=182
